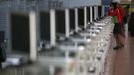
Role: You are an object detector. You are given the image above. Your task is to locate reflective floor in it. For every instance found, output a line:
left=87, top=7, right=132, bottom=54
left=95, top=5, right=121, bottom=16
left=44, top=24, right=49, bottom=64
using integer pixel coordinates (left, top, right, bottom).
left=101, top=32, right=131, bottom=75
left=128, top=35, right=134, bottom=75
left=113, top=35, right=129, bottom=75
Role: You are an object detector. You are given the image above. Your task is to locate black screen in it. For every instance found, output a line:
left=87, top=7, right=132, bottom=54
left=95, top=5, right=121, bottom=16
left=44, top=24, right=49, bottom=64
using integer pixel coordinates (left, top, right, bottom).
left=0, top=31, right=4, bottom=43
left=92, top=7, right=95, bottom=21
left=98, top=6, right=102, bottom=19
left=87, top=7, right=91, bottom=22
left=55, top=10, right=65, bottom=34
left=11, top=13, right=30, bottom=52
left=78, top=8, right=84, bottom=27
left=40, top=11, right=50, bottom=41
left=69, top=9, right=75, bottom=31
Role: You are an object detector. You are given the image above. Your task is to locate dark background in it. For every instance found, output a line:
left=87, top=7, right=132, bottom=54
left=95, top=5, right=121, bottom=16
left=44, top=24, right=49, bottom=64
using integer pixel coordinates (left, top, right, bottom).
left=11, top=13, right=30, bottom=52
left=40, top=11, right=50, bottom=41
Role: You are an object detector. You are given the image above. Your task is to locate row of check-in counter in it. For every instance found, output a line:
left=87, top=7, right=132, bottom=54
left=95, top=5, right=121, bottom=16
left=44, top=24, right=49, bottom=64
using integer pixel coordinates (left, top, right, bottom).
left=37, top=16, right=114, bottom=75
left=0, top=4, right=114, bottom=75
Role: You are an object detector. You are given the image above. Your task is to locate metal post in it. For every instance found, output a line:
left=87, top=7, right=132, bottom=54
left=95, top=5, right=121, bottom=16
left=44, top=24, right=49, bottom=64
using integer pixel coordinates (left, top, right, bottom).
left=102, top=6, right=105, bottom=17
left=96, top=6, right=98, bottom=19
left=50, top=66, right=55, bottom=75
left=101, top=6, right=103, bottom=18
left=36, top=11, right=41, bottom=50
left=29, top=11, right=37, bottom=61
left=75, top=8, right=78, bottom=32
left=50, top=9, right=56, bottom=46
left=90, top=7, right=93, bottom=23
left=84, top=6, right=87, bottom=29
left=94, top=6, right=97, bottom=20
left=65, top=8, right=70, bottom=38
left=65, top=51, right=69, bottom=75
left=7, top=12, right=12, bottom=53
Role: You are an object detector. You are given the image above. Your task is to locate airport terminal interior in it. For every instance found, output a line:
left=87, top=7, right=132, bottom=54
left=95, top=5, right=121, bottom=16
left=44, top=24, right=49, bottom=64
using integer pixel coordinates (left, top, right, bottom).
left=0, top=0, right=133, bottom=75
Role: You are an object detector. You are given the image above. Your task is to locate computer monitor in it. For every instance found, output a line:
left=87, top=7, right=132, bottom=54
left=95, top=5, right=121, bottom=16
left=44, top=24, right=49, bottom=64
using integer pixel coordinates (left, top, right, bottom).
left=0, top=31, right=5, bottom=43
left=55, top=10, right=65, bottom=35
left=87, top=7, right=91, bottom=23
left=98, top=6, right=102, bottom=19
left=40, top=11, right=50, bottom=41
left=69, top=9, right=75, bottom=33
left=78, top=8, right=84, bottom=27
left=10, top=13, right=30, bottom=52
left=92, top=7, right=95, bottom=21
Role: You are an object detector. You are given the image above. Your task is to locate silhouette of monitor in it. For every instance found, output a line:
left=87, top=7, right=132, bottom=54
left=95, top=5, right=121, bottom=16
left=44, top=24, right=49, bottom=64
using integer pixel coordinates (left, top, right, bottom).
left=98, top=6, right=102, bottom=19
left=78, top=8, right=84, bottom=27
left=0, top=31, right=4, bottom=43
left=69, top=9, right=75, bottom=32
left=55, top=10, right=65, bottom=35
left=11, top=13, right=30, bottom=52
left=92, top=7, right=95, bottom=21
left=40, top=11, right=50, bottom=41
left=87, top=7, right=91, bottom=22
